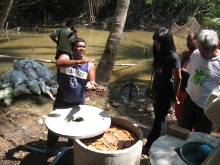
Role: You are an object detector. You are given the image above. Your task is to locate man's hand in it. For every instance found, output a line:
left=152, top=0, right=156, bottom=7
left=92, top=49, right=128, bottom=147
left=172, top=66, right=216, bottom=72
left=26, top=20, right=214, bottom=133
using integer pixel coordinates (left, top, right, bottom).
left=83, top=58, right=95, bottom=63
left=86, top=81, right=98, bottom=90
left=76, top=58, right=95, bottom=66
left=50, top=36, right=58, bottom=44
left=71, top=26, right=78, bottom=36
left=73, top=29, right=77, bottom=34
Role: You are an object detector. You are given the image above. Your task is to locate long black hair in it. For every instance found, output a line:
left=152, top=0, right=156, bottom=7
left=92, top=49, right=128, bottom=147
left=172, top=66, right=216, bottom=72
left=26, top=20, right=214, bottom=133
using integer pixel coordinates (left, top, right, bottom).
left=152, top=28, right=176, bottom=71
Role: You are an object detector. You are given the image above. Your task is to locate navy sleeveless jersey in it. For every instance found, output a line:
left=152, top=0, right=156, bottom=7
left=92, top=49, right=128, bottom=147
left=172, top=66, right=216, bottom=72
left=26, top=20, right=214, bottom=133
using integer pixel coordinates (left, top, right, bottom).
left=57, top=63, right=89, bottom=103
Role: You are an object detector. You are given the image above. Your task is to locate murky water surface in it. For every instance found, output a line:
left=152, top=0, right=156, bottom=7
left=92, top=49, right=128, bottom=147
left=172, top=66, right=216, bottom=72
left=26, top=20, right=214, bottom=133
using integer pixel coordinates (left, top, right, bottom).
left=0, top=27, right=187, bottom=86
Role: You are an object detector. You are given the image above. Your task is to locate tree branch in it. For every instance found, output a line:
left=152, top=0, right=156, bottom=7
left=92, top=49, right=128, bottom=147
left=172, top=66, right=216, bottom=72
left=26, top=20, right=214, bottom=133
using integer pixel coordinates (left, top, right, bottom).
left=194, top=9, right=211, bottom=16
left=178, top=5, right=187, bottom=18
left=193, top=0, right=205, bottom=16
left=12, top=0, right=42, bottom=9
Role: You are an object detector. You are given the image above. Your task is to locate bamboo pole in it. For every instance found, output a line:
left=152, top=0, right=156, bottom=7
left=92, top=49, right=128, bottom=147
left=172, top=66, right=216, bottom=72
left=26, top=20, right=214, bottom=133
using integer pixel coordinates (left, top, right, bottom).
left=113, top=64, right=138, bottom=66
left=94, top=63, right=138, bottom=66
left=10, top=26, right=21, bottom=32
left=0, top=54, right=139, bottom=66
left=0, top=55, right=56, bottom=63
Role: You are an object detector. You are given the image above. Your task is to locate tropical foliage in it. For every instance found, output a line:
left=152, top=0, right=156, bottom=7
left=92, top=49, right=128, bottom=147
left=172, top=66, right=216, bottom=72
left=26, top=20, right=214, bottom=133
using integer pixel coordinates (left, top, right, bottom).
left=0, top=0, right=220, bottom=31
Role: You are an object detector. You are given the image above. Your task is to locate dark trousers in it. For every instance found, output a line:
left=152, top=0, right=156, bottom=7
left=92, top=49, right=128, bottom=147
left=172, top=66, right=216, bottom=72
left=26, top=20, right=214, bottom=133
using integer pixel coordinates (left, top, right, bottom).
left=180, top=95, right=213, bottom=133
left=144, top=97, right=172, bottom=149
left=47, top=95, right=84, bottom=147
left=57, top=68, right=60, bottom=85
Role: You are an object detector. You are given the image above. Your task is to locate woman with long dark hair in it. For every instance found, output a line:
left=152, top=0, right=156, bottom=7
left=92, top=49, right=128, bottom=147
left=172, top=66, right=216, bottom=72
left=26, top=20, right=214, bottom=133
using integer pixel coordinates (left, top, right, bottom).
left=143, top=28, right=182, bottom=154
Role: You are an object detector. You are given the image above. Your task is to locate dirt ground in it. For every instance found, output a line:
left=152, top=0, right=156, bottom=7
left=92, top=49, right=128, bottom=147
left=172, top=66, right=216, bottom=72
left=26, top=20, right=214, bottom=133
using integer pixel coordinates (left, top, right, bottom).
left=0, top=86, right=219, bottom=165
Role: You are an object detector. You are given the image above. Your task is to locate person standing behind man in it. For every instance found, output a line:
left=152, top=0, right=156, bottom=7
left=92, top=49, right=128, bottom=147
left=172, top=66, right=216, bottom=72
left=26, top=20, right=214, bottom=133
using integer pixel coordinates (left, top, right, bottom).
left=47, top=38, right=98, bottom=149
left=180, top=29, right=220, bottom=133
left=174, top=32, right=198, bottom=125
left=142, top=28, right=181, bottom=155
left=49, top=19, right=78, bottom=84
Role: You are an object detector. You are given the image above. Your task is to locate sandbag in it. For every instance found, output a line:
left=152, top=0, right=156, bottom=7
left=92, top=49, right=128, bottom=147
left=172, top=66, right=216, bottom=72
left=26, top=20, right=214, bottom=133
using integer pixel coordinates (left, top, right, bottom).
left=44, top=78, right=58, bottom=96
left=48, top=69, right=56, bottom=80
left=50, top=85, right=57, bottom=96
left=3, top=97, right=13, bottom=107
left=26, top=79, right=41, bottom=95
left=45, top=77, right=58, bottom=86
left=13, top=59, right=29, bottom=70
left=0, top=87, right=13, bottom=100
left=30, top=60, right=42, bottom=69
left=23, top=59, right=42, bottom=69
left=1, top=70, right=12, bottom=83
left=10, top=70, right=28, bottom=87
left=36, top=66, right=50, bottom=78
left=12, top=83, right=31, bottom=98
left=0, top=80, right=11, bottom=89
left=24, top=62, right=34, bottom=69
left=38, top=80, right=55, bottom=101
left=0, top=58, right=57, bottom=103
left=23, top=68, right=39, bottom=80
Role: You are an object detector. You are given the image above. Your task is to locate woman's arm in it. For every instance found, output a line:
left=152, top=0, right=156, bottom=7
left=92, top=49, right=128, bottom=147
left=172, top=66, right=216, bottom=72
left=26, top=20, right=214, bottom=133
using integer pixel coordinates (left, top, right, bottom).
left=172, top=68, right=182, bottom=104
left=181, top=50, right=187, bottom=67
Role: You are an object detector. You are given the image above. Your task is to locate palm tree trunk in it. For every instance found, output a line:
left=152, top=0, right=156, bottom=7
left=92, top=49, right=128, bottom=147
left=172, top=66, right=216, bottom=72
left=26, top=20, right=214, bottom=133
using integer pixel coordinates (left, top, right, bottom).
left=0, top=0, right=14, bottom=33
left=96, top=0, right=130, bottom=87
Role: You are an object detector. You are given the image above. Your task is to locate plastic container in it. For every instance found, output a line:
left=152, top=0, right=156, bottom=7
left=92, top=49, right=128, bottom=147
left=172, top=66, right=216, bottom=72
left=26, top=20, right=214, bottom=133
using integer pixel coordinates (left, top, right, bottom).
left=180, top=142, right=214, bottom=165
left=197, top=144, right=213, bottom=161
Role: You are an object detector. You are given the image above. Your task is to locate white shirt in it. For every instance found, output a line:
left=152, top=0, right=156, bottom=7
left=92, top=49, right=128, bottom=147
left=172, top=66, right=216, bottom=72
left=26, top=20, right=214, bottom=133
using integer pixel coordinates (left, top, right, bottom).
left=186, top=49, right=220, bottom=108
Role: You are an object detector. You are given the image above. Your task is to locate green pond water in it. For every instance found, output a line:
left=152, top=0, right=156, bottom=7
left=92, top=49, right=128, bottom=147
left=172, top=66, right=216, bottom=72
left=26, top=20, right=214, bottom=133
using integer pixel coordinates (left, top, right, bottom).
left=0, top=27, right=187, bottom=87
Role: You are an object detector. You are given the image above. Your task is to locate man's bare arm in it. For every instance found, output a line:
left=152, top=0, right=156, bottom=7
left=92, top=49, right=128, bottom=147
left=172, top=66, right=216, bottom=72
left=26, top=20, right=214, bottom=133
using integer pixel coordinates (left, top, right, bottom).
left=86, top=62, right=98, bottom=90
left=56, top=54, right=95, bottom=68
left=50, top=36, right=58, bottom=44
